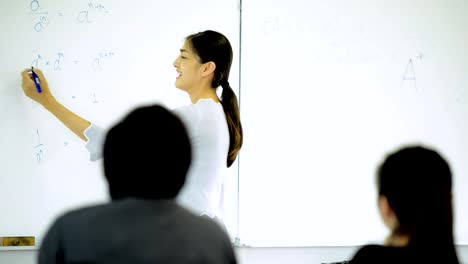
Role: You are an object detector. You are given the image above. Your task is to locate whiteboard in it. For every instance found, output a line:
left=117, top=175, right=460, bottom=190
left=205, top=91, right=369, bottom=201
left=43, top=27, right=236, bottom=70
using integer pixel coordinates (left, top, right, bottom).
left=239, top=0, right=468, bottom=246
left=0, top=0, right=240, bottom=245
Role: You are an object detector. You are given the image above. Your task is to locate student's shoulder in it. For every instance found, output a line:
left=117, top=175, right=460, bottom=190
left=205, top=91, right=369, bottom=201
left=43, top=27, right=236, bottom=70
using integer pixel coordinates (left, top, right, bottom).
left=177, top=209, right=229, bottom=239
left=41, top=203, right=108, bottom=240
left=175, top=207, right=222, bottom=231
left=351, top=245, right=412, bottom=264
left=352, top=244, right=385, bottom=257
left=56, top=203, right=110, bottom=224
left=351, top=245, right=388, bottom=263
left=189, top=215, right=236, bottom=259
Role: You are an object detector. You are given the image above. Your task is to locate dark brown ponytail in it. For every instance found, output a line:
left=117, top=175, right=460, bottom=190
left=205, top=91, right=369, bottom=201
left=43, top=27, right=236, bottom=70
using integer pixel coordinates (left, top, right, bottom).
left=186, top=30, right=243, bottom=167
left=220, top=80, right=243, bottom=167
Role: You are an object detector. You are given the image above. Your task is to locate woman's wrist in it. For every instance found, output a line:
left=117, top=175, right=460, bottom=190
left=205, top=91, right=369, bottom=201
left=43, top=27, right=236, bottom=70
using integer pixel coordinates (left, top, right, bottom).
left=42, top=96, right=59, bottom=111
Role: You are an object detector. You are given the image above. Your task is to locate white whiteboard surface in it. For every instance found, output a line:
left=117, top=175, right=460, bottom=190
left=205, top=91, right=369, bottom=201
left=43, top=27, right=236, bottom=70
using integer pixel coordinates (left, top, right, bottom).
left=0, top=0, right=240, bottom=244
left=239, top=0, right=468, bottom=246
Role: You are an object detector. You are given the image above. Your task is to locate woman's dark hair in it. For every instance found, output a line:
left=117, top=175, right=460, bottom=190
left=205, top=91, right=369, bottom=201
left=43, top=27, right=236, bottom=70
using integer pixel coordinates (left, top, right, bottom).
left=377, top=145, right=458, bottom=261
left=103, top=105, right=191, bottom=200
left=186, top=30, right=243, bottom=168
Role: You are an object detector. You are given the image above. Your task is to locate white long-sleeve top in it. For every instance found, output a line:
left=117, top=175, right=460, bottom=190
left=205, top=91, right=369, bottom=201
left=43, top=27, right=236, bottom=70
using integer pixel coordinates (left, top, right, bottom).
left=84, top=99, right=230, bottom=219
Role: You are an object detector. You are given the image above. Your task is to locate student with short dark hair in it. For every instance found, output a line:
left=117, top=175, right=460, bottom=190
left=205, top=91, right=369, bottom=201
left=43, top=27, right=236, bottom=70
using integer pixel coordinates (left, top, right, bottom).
left=38, top=105, right=237, bottom=264
left=351, top=145, right=459, bottom=263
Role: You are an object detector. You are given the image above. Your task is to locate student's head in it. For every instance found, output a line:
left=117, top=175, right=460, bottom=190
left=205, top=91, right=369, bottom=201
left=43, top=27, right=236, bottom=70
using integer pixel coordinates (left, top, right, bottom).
left=376, top=145, right=455, bottom=249
left=173, top=30, right=243, bottom=168
left=103, top=105, right=191, bottom=200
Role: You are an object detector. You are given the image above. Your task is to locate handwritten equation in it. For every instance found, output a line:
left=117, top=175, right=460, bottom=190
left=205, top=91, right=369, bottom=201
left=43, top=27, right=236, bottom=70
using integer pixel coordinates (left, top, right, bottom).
left=29, top=1, right=110, bottom=32
left=31, top=53, right=64, bottom=71
left=30, top=51, right=114, bottom=102
left=34, top=129, right=45, bottom=163
left=31, top=51, right=115, bottom=72
left=92, top=51, right=115, bottom=71
left=29, top=0, right=53, bottom=32
left=77, top=2, right=109, bottom=23
left=33, top=128, right=73, bottom=163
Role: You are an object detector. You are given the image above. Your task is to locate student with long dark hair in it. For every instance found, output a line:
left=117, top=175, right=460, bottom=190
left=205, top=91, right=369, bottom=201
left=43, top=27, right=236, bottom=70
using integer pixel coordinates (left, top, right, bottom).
left=351, top=145, right=459, bottom=263
left=20, top=30, right=242, bottom=224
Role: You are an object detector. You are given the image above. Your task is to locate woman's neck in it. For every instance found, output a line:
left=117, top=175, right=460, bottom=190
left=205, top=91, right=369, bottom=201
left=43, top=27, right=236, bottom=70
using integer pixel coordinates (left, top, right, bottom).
left=384, top=233, right=410, bottom=247
left=188, top=86, right=220, bottom=104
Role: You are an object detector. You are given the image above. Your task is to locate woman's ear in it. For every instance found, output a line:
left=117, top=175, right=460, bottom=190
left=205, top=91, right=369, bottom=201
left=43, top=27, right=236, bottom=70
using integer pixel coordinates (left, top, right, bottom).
left=378, top=195, right=398, bottom=230
left=201, top=61, right=216, bottom=77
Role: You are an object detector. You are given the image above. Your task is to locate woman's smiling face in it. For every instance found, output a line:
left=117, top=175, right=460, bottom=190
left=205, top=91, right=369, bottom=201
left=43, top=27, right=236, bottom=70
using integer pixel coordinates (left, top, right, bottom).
left=173, top=41, right=204, bottom=92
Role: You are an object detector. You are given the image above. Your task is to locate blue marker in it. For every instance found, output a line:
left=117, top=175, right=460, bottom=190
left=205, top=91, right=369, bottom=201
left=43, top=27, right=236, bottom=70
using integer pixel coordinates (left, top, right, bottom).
left=31, top=67, right=42, bottom=93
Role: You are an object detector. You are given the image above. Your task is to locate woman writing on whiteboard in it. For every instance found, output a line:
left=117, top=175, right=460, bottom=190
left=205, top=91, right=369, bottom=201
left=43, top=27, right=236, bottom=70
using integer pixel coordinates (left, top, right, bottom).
left=20, top=30, right=243, bottom=223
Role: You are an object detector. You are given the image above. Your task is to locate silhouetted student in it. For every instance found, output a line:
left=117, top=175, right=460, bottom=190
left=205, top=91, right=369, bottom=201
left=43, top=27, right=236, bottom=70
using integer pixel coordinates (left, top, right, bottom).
left=38, top=105, right=237, bottom=264
left=21, top=30, right=243, bottom=225
left=350, top=145, right=459, bottom=263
